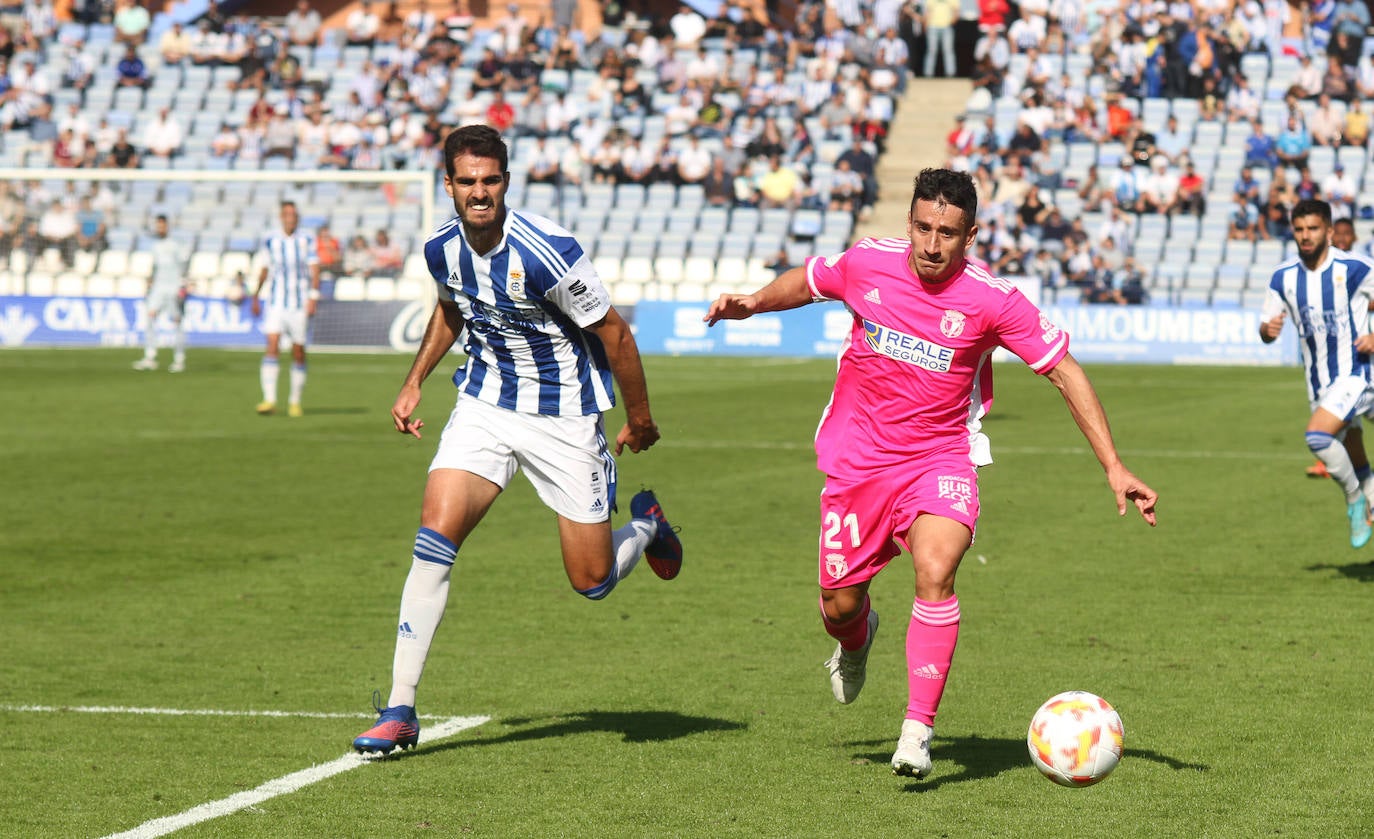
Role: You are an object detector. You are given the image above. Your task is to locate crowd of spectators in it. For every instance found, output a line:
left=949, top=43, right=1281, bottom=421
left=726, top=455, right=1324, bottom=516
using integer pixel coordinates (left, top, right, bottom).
left=0, top=0, right=926, bottom=271
left=950, top=0, right=1374, bottom=305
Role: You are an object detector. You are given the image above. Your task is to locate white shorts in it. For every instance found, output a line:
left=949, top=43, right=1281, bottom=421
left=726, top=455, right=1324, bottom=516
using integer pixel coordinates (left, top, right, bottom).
left=429, top=395, right=615, bottom=524
left=262, top=306, right=310, bottom=345
left=145, top=288, right=184, bottom=320
left=1312, top=375, right=1374, bottom=421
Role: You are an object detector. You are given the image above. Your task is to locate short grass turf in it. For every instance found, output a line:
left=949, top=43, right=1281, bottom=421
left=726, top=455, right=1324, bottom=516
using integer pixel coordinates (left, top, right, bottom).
left=1, top=349, right=1371, bottom=838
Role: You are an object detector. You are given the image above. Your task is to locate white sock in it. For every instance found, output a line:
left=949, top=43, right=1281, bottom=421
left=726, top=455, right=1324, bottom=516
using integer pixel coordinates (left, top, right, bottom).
left=388, top=556, right=453, bottom=708
left=172, top=320, right=185, bottom=363
left=143, top=317, right=157, bottom=359
left=1309, top=431, right=1361, bottom=502
left=611, top=517, right=656, bottom=581
left=260, top=358, right=279, bottom=403
left=289, top=363, right=306, bottom=405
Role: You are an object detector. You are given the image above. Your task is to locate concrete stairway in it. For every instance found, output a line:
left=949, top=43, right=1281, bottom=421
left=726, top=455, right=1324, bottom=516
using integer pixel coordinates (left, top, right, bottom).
left=852, top=78, right=973, bottom=242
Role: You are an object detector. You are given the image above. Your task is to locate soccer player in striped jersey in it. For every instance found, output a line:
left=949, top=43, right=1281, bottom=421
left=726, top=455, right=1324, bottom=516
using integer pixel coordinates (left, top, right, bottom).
left=1260, top=199, right=1374, bottom=546
left=1303, top=217, right=1371, bottom=479
left=705, top=168, right=1158, bottom=781
left=250, top=200, right=320, bottom=417
left=352, top=125, right=683, bottom=755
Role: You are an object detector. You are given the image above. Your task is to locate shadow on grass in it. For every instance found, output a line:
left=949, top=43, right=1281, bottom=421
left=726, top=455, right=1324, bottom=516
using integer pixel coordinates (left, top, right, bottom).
left=849, top=735, right=1209, bottom=791
left=1305, top=561, right=1374, bottom=582
left=420, top=710, right=746, bottom=756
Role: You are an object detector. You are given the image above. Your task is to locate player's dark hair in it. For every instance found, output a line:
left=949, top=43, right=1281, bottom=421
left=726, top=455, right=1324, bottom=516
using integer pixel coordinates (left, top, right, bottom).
left=910, top=168, right=978, bottom=230
left=280, top=199, right=296, bottom=211
left=1334, top=217, right=1355, bottom=230
left=444, top=124, right=508, bottom=178
left=155, top=214, right=167, bottom=223
left=1291, top=199, right=1332, bottom=225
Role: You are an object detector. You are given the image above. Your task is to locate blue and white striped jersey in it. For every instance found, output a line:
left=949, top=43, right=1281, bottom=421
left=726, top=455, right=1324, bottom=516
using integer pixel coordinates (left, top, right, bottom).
left=256, top=230, right=319, bottom=310
left=1263, top=248, right=1374, bottom=402
left=425, top=208, right=615, bottom=417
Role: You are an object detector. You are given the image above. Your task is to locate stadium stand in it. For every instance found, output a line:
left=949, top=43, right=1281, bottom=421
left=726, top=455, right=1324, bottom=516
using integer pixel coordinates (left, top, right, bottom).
left=0, top=0, right=897, bottom=304
left=950, top=0, right=1374, bottom=308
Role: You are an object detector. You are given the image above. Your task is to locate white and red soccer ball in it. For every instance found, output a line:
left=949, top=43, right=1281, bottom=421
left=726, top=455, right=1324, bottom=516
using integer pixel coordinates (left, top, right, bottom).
left=1027, top=690, right=1124, bottom=787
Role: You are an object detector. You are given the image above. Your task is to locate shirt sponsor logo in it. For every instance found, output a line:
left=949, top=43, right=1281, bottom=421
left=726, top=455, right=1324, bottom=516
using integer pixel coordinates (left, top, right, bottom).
left=940, top=309, right=966, bottom=338
left=862, top=319, right=954, bottom=371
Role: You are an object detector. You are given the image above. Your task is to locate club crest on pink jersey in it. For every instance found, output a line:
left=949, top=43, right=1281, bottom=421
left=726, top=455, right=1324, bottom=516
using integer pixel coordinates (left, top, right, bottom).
left=825, top=552, right=849, bottom=579
left=940, top=310, right=966, bottom=338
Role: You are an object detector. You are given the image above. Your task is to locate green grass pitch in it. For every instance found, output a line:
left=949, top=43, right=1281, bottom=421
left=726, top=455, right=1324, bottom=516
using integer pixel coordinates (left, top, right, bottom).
left=2, top=349, right=1372, bottom=838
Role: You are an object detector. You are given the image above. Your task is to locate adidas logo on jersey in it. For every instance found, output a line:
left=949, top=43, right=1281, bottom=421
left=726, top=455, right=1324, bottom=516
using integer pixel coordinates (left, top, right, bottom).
left=912, top=663, right=944, bottom=680
left=864, top=288, right=882, bottom=305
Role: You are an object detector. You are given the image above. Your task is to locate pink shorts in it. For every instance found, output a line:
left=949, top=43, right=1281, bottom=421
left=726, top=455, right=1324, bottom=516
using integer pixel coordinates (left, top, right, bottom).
left=817, top=455, right=979, bottom=589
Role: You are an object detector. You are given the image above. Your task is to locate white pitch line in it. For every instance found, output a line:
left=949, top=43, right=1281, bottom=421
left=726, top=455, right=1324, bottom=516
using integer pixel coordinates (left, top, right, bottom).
left=97, top=714, right=489, bottom=839
left=0, top=704, right=374, bottom=719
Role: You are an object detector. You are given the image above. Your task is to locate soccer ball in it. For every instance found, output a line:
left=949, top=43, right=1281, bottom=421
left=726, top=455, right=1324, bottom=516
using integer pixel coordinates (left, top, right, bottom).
left=1026, top=690, right=1124, bottom=787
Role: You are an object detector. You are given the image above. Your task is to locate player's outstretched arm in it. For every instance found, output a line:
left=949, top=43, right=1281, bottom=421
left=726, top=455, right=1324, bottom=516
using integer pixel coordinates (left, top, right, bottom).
left=705, top=265, right=813, bottom=325
left=587, top=306, right=660, bottom=455
left=392, top=300, right=465, bottom=439
left=1045, top=353, right=1159, bottom=526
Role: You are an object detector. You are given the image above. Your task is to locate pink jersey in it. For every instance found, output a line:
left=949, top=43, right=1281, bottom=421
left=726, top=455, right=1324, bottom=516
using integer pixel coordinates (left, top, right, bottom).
left=806, top=237, right=1070, bottom=479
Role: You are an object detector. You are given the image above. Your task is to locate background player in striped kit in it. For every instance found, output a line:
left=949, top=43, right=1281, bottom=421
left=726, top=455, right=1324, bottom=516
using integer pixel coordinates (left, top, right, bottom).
left=352, top=125, right=683, bottom=755
left=250, top=200, right=320, bottom=417
left=705, top=168, right=1158, bottom=781
left=132, top=214, right=190, bottom=372
left=1260, top=199, right=1374, bottom=547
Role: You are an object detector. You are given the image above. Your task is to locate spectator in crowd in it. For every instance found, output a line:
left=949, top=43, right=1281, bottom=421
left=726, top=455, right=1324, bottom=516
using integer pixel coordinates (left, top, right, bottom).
left=1154, top=115, right=1188, bottom=165
left=285, top=0, right=323, bottom=46
left=1228, top=191, right=1262, bottom=242
left=1226, top=75, right=1261, bottom=124
left=160, top=22, right=192, bottom=65
left=61, top=40, right=94, bottom=103
left=1141, top=157, right=1180, bottom=216
left=1344, top=98, right=1369, bottom=146
left=670, top=3, right=707, bottom=48
left=1295, top=166, right=1322, bottom=201
left=1243, top=119, right=1279, bottom=169
left=1321, top=53, right=1354, bottom=102
left=1276, top=115, right=1313, bottom=170
left=141, top=107, right=183, bottom=159
left=1110, top=157, right=1143, bottom=213
left=485, top=89, right=515, bottom=132
left=75, top=194, right=106, bottom=253
left=115, top=43, right=148, bottom=88
left=756, top=155, right=801, bottom=209
left=316, top=223, right=342, bottom=277
left=37, top=198, right=78, bottom=265
left=1294, top=54, right=1324, bottom=99
left=262, top=107, right=297, bottom=159
left=702, top=156, right=733, bottom=206
left=369, top=230, right=403, bottom=277
left=1322, top=162, right=1358, bottom=219
left=210, top=120, right=240, bottom=159
left=344, top=233, right=376, bottom=277
left=470, top=47, right=505, bottom=93
left=1308, top=95, right=1341, bottom=147
left=526, top=135, right=561, bottom=183
left=1177, top=160, right=1207, bottom=217
left=113, top=0, right=150, bottom=46
left=105, top=127, right=139, bottom=168
left=924, top=0, right=959, bottom=78
left=835, top=137, right=877, bottom=217
left=346, top=1, right=382, bottom=47
left=1234, top=164, right=1264, bottom=211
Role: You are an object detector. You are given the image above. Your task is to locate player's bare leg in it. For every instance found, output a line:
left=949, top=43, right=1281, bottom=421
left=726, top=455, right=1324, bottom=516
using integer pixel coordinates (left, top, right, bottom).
left=1306, top=408, right=1370, bottom=548
left=288, top=342, right=307, bottom=416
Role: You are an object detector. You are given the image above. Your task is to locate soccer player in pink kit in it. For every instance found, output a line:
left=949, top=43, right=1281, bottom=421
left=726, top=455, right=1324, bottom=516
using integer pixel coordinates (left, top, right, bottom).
left=705, top=168, right=1158, bottom=780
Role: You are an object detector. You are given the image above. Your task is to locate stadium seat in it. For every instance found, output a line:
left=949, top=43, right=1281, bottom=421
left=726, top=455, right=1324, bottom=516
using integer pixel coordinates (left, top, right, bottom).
left=128, top=251, right=154, bottom=279
left=620, top=256, right=654, bottom=285
left=188, top=252, right=221, bottom=286
left=24, top=272, right=55, bottom=297
left=219, top=251, right=253, bottom=281
left=683, top=256, right=716, bottom=285
left=715, top=257, right=749, bottom=285
left=332, top=276, right=366, bottom=301
left=654, top=257, right=685, bottom=285
left=609, top=281, right=643, bottom=307
left=674, top=281, right=707, bottom=301
left=364, top=277, right=397, bottom=301
left=395, top=278, right=426, bottom=301
left=401, top=254, right=429, bottom=281
left=85, top=275, right=116, bottom=297
left=54, top=273, right=86, bottom=297
left=0, top=271, right=17, bottom=296
left=115, top=276, right=146, bottom=297
left=592, top=256, right=622, bottom=284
